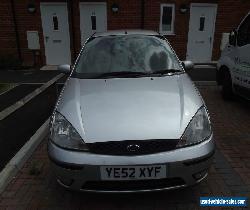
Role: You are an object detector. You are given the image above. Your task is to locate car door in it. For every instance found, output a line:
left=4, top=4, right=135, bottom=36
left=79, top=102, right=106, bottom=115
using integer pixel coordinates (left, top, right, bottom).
left=233, top=14, right=250, bottom=92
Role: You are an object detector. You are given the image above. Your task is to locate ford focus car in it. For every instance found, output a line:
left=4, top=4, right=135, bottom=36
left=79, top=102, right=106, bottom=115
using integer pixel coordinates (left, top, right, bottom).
left=48, top=30, right=215, bottom=192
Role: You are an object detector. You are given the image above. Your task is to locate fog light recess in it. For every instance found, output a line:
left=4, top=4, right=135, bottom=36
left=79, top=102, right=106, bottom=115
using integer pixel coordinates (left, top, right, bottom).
left=193, top=170, right=207, bottom=181
left=58, top=178, right=74, bottom=187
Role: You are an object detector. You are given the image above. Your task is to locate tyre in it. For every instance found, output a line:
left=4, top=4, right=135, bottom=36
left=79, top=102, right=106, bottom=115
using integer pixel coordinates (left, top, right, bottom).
left=221, top=70, right=234, bottom=100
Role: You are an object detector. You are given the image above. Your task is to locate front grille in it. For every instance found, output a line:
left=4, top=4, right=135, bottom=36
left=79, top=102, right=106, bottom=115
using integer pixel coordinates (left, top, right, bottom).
left=82, top=178, right=185, bottom=191
left=87, top=139, right=179, bottom=156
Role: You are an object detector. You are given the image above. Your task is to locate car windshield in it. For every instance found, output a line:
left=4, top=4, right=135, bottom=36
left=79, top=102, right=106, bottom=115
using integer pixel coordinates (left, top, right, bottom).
left=74, top=35, right=183, bottom=78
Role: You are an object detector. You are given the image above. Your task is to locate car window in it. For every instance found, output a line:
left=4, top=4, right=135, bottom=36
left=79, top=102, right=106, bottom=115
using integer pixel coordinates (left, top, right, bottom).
left=74, top=35, right=182, bottom=77
left=237, top=15, right=250, bottom=47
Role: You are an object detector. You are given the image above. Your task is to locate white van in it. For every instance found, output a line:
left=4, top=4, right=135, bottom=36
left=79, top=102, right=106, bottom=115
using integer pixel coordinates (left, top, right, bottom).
left=217, top=12, right=250, bottom=100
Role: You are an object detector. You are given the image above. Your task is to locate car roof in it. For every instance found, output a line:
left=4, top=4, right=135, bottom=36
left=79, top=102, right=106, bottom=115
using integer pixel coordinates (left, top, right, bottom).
left=93, top=30, right=160, bottom=37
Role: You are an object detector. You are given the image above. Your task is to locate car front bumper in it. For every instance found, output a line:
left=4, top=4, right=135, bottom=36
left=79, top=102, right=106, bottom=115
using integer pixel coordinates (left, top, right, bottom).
left=48, top=135, right=215, bottom=193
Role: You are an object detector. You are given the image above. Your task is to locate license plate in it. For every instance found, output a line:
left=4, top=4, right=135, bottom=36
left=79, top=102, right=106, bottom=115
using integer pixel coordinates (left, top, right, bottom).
left=100, top=165, right=166, bottom=180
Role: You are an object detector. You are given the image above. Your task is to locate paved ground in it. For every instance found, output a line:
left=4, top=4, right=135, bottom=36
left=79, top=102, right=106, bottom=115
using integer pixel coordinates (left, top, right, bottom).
left=1, top=86, right=249, bottom=210
left=188, top=66, right=216, bottom=81
left=0, top=84, right=41, bottom=111
left=0, top=70, right=66, bottom=84
left=0, top=85, right=58, bottom=170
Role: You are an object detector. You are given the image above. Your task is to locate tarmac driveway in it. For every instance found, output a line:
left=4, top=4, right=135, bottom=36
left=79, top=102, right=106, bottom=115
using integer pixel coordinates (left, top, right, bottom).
left=0, top=85, right=249, bottom=210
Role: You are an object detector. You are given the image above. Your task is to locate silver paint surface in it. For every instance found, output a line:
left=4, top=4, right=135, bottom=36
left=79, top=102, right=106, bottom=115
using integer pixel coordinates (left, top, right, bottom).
left=57, top=73, right=203, bottom=143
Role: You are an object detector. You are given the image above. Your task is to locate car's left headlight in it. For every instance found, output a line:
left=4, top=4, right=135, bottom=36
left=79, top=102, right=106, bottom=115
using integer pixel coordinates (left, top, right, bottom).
left=177, top=106, right=212, bottom=148
left=50, top=111, right=89, bottom=151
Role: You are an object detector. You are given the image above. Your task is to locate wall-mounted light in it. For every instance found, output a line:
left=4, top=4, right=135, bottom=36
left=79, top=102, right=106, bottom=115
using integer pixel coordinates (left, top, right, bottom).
left=27, top=3, right=36, bottom=14
left=179, top=4, right=188, bottom=14
left=111, top=3, right=119, bottom=13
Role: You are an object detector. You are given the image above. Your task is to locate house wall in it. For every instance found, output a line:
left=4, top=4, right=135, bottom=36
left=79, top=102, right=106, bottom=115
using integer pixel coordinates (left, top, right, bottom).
left=1, top=0, right=250, bottom=66
left=0, top=0, right=45, bottom=66
left=144, top=0, right=250, bottom=60
left=0, top=1, right=19, bottom=57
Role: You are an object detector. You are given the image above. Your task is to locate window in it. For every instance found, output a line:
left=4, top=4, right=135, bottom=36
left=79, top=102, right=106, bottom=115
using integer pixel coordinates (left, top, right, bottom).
left=91, top=15, right=97, bottom=30
left=237, top=15, right=250, bottom=46
left=160, top=4, right=175, bottom=35
left=52, top=15, right=59, bottom=31
left=199, top=16, right=205, bottom=31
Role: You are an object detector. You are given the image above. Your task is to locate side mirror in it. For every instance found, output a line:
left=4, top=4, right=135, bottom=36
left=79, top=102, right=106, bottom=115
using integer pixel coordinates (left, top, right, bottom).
left=182, top=61, right=194, bottom=71
left=229, top=30, right=237, bottom=46
left=58, top=64, right=71, bottom=74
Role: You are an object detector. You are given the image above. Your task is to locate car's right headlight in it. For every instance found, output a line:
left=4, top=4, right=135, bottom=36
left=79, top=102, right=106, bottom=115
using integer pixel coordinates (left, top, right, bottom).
left=50, top=111, right=89, bottom=151
left=177, top=106, right=212, bottom=148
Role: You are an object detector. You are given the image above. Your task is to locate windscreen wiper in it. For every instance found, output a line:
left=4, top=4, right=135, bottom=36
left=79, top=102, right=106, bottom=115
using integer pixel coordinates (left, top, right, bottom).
left=94, top=71, right=150, bottom=78
left=149, top=69, right=183, bottom=76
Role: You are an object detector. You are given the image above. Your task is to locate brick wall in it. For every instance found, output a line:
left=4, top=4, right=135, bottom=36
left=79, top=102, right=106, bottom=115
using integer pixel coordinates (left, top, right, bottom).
left=14, top=0, right=45, bottom=66
left=107, top=0, right=142, bottom=29
left=0, top=0, right=45, bottom=66
left=144, top=0, right=250, bottom=60
left=0, top=1, right=18, bottom=56
left=1, top=0, right=250, bottom=66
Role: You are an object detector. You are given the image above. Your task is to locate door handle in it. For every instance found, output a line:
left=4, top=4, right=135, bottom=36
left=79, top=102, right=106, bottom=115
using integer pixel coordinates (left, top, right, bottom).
left=209, top=37, right=212, bottom=43
left=45, top=36, right=49, bottom=42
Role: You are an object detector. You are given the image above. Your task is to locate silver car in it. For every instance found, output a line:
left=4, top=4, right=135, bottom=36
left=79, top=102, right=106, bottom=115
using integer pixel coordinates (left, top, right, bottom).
left=48, top=30, right=215, bottom=193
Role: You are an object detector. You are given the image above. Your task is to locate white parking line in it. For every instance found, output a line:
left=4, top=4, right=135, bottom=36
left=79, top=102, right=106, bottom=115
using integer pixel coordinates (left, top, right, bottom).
left=0, top=74, right=63, bottom=121
left=0, top=84, right=19, bottom=96
left=0, top=118, right=49, bottom=194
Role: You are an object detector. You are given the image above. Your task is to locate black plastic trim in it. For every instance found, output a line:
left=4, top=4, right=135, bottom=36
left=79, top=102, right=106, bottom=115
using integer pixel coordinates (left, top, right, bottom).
left=183, top=150, right=215, bottom=166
